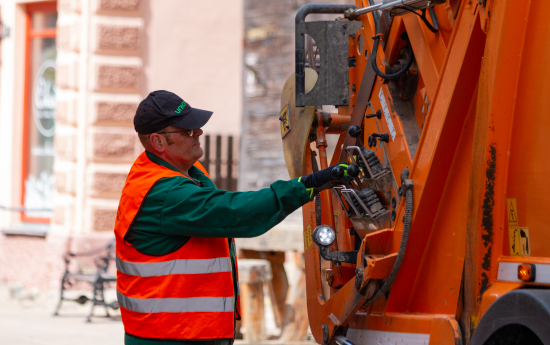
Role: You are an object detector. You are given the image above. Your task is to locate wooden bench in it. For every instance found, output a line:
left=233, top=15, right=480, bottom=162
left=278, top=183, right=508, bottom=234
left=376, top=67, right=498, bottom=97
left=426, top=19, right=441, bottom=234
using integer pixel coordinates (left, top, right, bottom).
left=53, top=239, right=119, bottom=322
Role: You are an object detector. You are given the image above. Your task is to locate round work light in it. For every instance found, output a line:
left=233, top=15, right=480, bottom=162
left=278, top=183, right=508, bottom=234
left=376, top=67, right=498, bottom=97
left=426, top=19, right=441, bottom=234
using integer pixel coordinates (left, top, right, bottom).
left=312, top=225, right=336, bottom=247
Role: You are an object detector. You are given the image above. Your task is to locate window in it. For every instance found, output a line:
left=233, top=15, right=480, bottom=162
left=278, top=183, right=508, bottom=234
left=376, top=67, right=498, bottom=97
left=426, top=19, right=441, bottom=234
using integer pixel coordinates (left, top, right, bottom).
left=21, top=3, right=57, bottom=222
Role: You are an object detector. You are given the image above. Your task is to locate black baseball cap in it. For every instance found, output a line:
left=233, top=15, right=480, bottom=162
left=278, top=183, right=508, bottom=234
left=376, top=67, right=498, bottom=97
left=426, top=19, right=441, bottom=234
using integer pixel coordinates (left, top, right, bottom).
left=134, top=90, right=213, bottom=134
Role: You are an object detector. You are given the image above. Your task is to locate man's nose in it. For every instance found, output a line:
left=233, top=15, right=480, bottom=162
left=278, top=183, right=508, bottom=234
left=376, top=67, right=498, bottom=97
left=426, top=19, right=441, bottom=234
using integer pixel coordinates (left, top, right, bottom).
left=194, top=128, right=204, bottom=137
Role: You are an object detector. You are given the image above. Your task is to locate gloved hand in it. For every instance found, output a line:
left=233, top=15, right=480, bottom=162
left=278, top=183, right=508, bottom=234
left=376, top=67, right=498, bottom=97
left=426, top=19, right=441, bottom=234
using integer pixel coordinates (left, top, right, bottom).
left=299, top=164, right=346, bottom=200
left=335, top=163, right=363, bottom=182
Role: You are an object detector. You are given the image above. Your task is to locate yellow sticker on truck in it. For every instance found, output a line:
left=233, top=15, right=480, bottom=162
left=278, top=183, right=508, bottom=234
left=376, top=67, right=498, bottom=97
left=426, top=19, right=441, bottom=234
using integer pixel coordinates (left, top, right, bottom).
left=509, top=227, right=530, bottom=256
left=506, top=198, right=530, bottom=256
left=304, top=224, right=312, bottom=251
left=280, top=103, right=291, bottom=138
left=507, top=198, right=518, bottom=225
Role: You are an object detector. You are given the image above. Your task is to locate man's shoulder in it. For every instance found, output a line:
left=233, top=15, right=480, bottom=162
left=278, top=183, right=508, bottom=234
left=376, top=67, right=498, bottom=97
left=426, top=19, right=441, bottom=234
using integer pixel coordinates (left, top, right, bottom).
left=150, top=174, right=198, bottom=194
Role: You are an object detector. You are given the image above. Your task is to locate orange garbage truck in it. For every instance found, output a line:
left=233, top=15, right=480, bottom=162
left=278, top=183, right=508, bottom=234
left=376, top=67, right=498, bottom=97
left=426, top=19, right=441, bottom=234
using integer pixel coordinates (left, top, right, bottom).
left=279, top=0, right=550, bottom=344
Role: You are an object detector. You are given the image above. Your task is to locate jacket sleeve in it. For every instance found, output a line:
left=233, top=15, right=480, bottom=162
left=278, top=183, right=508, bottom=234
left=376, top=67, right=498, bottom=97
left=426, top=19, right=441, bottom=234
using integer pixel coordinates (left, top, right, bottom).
left=159, top=178, right=311, bottom=238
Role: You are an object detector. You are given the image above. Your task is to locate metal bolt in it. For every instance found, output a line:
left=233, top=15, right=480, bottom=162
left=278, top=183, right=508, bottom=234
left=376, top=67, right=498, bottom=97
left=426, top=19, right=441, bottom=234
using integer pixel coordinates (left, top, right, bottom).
left=391, top=209, right=396, bottom=221
left=342, top=98, right=348, bottom=104
left=322, top=324, right=330, bottom=344
left=343, top=23, right=348, bottom=29
left=392, top=196, right=397, bottom=208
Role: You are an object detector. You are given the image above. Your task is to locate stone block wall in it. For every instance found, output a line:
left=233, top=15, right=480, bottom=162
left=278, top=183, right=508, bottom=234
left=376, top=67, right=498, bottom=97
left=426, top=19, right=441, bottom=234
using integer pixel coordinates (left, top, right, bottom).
left=239, top=0, right=348, bottom=191
left=85, top=1, right=143, bottom=233
left=1, top=0, right=244, bottom=293
left=54, top=0, right=144, bottom=236
left=53, top=0, right=80, bottom=234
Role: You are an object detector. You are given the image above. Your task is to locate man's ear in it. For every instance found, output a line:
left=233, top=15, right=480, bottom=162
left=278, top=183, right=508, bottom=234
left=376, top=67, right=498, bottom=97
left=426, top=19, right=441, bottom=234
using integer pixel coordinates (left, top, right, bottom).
left=149, top=133, right=165, bottom=153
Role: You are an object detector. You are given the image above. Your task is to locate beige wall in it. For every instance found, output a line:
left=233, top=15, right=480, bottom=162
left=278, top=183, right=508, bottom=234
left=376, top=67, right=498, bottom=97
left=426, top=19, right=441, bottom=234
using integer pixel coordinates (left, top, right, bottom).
left=0, top=0, right=243, bottom=236
left=143, top=0, right=243, bottom=136
left=0, top=0, right=244, bottom=290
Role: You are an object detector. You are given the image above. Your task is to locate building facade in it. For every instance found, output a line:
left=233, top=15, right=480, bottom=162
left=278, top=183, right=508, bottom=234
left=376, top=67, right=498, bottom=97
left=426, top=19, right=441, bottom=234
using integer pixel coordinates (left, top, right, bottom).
left=0, top=0, right=243, bottom=290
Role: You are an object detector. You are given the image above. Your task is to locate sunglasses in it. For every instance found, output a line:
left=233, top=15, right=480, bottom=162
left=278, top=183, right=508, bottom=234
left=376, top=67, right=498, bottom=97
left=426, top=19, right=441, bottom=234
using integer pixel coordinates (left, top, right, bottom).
left=156, top=129, right=194, bottom=137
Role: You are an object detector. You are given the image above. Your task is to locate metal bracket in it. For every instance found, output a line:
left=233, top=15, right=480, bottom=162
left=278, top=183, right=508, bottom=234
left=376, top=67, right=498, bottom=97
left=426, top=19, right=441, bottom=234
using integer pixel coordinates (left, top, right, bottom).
left=333, top=186, right=391, bottom=231
left=296, top=20, right=362, bottom=107
left=345, top=145, right=394, bottom=203
left=319, top=245, right=358, bottom=264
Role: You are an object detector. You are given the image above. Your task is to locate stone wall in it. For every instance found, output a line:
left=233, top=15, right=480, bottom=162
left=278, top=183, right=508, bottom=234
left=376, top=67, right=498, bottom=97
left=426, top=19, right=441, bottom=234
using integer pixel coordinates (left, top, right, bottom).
left=54, top=0, right=144, bottom=236
left=0, top=0, right=244, bottom=292
left=239, top=0, right=349, bottom=191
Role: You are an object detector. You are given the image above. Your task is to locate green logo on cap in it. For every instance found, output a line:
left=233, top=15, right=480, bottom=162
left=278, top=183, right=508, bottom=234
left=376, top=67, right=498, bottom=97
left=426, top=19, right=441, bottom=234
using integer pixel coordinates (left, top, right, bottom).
left=175, top=101, right=187, bottom=114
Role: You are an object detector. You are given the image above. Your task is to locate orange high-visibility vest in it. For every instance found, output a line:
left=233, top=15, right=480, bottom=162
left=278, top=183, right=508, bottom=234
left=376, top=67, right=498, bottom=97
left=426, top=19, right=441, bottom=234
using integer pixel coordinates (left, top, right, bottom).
left=114, top=152, right=241, bottom=340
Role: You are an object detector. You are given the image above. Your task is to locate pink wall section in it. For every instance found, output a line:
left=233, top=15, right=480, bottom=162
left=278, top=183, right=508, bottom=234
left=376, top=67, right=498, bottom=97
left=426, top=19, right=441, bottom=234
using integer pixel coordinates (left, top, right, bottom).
left=142, top=0, right=243, bottom=136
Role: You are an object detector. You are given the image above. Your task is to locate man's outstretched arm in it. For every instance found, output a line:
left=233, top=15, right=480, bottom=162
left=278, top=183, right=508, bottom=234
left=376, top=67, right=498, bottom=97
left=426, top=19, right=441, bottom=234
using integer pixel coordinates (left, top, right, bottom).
left=160, top=166, right=339, bottom=238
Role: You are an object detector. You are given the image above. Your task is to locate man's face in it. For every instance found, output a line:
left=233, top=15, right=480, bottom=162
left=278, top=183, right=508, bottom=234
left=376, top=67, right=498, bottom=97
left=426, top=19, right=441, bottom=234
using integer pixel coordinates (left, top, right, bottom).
left=158, top=125, right=204, bottom=165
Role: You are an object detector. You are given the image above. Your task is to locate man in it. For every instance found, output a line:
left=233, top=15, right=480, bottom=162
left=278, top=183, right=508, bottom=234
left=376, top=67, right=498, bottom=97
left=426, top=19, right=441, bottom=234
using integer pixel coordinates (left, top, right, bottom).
left=115, top=90, right=338, bottom=345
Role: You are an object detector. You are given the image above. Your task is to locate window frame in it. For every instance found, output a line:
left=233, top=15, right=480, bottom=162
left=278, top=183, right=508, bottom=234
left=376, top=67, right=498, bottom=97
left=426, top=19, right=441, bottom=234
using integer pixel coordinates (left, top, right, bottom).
left=21, top=2, right=57, bottom=223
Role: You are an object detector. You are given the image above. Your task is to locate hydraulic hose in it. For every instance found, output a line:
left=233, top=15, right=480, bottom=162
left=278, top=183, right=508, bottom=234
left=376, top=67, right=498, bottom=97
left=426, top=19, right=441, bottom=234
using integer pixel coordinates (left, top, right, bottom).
left=370, top=9, right=414, bottom=80
left=363, top=168, right=413, bottom=306
left=397, top=7, right=439, bottom=33
left=371, top=32, right=414, bottom=80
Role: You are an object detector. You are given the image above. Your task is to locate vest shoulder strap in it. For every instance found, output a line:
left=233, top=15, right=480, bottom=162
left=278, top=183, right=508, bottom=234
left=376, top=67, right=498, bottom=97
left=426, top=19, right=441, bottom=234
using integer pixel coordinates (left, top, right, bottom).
left=194, top=161, right=210, bottom=178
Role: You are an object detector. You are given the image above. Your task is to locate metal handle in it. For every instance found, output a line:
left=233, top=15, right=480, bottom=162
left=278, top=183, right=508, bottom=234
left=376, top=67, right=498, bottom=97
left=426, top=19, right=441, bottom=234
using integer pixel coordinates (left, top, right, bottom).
left=295, top=4, right=356, bottom=98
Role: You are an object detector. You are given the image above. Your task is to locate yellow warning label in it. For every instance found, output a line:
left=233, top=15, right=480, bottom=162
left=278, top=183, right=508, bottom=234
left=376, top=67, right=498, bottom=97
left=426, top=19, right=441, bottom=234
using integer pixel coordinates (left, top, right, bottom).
left=509, top=227, right=531, bottom=256
left=304, top=224, right=313, bottom=251
left=280, top=103, right=290, bottom=138
left=506, top=198, right=530, bottom=256
left=507, top=198, right=518, bottom=226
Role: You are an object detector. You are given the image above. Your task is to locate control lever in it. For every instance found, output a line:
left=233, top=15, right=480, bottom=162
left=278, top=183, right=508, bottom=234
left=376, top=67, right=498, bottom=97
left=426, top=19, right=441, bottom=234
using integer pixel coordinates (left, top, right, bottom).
left=348, top=125, right=365, bottom=147
left=370, top=133, right=390, bottom=144
left=346, top=164, right=362, bottom=186
left=347, top=126, right=384, bottom=178
left=365, top=109, right=382, bottom=120
left=331, top=165, right=345, bottom=179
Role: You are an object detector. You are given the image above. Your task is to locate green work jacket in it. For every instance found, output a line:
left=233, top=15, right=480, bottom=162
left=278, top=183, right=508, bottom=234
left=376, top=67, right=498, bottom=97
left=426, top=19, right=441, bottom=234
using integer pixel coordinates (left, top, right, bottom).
left=124, top=151, right=310, bottom=345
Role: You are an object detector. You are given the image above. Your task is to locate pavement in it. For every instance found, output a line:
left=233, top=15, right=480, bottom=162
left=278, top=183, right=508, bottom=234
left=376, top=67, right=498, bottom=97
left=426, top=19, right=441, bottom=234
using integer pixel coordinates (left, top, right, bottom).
left=0, top=284, right=315, bottom=345
left=0, top=285, right=124, bottom=345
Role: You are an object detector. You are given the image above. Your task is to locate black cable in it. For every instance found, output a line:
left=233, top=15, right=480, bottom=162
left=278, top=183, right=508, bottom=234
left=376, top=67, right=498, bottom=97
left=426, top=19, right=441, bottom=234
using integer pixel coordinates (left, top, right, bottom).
left=363, top=169, right=413, bottom=307
left=428, top=8, right=439, bottom=32
left=371, top=32, right=414, bottom=80
left=370, top=4, right=440, bottom=81
left=395, top=6, right=439, bottom=33
left=409, top=6, right=439, bottom=33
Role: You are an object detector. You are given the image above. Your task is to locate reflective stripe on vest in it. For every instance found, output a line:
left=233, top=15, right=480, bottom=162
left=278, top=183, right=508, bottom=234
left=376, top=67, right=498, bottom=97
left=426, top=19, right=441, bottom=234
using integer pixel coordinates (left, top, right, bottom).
left=114, top=152, right=239, bottom=340
left=117, top=290, right=234, bottom=313
left=116, top=256, right=232, bottom=277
